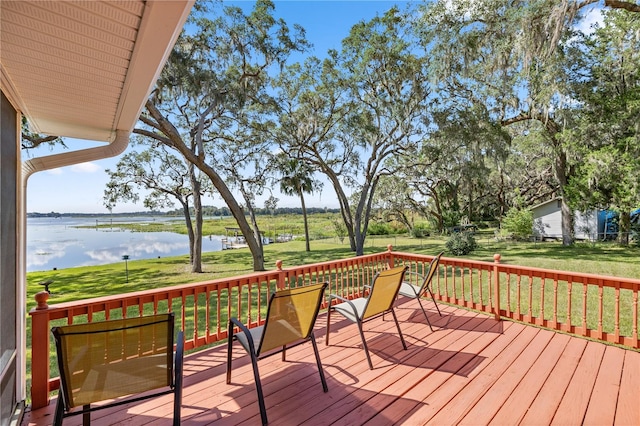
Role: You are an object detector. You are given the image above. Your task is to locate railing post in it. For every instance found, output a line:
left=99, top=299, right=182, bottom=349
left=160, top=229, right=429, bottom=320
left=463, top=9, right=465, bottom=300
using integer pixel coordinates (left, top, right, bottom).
left=387, top=244, right=394, bottom=268
left=275, top=260, right=285, bottom=290
left=493, top=254, right=502, bottom=321
left=29, top=291, right=52, bottom=409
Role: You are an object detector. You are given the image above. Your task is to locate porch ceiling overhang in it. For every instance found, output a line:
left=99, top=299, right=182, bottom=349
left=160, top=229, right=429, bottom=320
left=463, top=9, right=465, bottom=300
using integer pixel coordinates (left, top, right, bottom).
left=0, top=0, right=193, bottom=143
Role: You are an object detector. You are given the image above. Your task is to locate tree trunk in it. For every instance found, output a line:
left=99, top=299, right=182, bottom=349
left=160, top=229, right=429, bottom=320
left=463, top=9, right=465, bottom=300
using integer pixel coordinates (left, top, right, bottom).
left=323, top=168, right=357, bottom=251
left=300, top=191, right=310, bottom=252
left=202, top=166, right=264, bottom=270
left=555, top=150, right=574, bottom=246
left=353, top=177, right=378, bottom=256
left=247, top=202, right=264, bottom=256
left=560, top=197, right=574, bottom=246
left=181, top=200, right=195, bottom=264
left=428, top=186, right=445, bottom=233
left=353, top=187, right=367, bottom=256
left=618, top=211, right=631, bottom=245
left=190, top=168, right=203, bottom=273
left=143, top=100, right=265, bottom=270
left=467, top=177, right=473, bottom=222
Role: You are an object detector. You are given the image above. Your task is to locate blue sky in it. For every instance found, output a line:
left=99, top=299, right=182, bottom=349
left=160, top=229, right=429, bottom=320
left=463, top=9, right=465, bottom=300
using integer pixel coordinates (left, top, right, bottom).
left=26, top=0, right=407, bottom=214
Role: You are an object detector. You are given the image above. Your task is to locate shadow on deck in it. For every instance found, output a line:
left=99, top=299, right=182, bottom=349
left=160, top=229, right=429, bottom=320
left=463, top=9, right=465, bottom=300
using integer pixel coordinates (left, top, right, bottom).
left=22, top=299, right=640, bottom=425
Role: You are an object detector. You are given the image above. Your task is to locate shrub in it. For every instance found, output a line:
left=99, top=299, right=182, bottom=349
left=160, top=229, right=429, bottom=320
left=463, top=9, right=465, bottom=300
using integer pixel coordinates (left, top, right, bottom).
left=501, top=207, right=533, bottom=240
left=368, top=222, right=392, bottom=235
left=332, top=219, right=347, bottom=244
left=446, top=231, right=478, bottom=256
left=411, top=222, right=431, bottom=238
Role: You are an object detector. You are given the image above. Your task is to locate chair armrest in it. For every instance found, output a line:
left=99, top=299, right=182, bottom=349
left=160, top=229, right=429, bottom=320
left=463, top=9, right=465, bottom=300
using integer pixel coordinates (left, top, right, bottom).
left=174, top=330, right=184, bottom=390
left=328, top=293, right=350, bottom=304
left=229, top=317, right=250, bottom=332
left=229, top=317, right=257, bottom=354
left=328, top=294, right=360, bottom=319
left=404, top=271, right=425, bottom=279
left=363, top=284, right=372, bottom=297
left=175, top=330, right=184, bottom=365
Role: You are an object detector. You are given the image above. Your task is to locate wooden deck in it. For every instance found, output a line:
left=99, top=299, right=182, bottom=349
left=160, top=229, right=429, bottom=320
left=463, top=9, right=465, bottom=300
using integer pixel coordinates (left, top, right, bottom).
left=22, top=299, right=640, bottom=425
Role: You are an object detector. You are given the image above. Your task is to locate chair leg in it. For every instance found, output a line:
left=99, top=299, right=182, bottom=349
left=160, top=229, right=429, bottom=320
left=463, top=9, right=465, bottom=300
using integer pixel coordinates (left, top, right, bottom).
left=226, top=323, right=234, bottom=384
left=173, top=331, right=184, bottom=426
left=53, top=391, right=64, bottom=426
left=249, top=352, right=268, bottom=426
left=325, top=307, right=332, bottom=345
left=82, top=405, right=90, bottom=426
left=427, top=287, right=442, bottom=316
left=415, top=297, right=434, bottom=332
left=310, top=333, right=328, bottom=392
left=390, top=309, right=407, bottom=350
left=173, top=386, right=182, bottom=426
left=356, top=321, right=374, bottom=370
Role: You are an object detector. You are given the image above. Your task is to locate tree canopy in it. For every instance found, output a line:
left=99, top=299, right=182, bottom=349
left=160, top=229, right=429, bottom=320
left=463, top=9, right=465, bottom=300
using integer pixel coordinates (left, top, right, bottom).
left=96, top=0, right=640, bottom=255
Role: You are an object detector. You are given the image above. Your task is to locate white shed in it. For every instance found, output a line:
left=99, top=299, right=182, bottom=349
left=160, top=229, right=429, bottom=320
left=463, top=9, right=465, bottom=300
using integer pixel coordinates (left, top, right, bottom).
left=530, top=198, right=601, bottom=241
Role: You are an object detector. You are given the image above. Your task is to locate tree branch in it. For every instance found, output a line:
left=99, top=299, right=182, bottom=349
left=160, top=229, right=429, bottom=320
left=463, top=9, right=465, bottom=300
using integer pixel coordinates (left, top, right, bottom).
left=132, top=128, right=174, bottom=146
left=604, top=0, right=640, bottom=13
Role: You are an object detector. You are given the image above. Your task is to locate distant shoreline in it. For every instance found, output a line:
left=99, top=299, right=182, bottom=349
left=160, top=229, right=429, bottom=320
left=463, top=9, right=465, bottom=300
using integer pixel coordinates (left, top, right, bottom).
left=27, top=206, right=341, bottom=219
left=27, top=211, right=171, bottom=218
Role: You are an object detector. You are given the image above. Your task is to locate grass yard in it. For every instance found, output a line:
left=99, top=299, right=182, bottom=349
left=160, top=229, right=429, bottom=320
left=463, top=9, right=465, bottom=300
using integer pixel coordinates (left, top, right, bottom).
left=27, top=216, right=640, bottom=310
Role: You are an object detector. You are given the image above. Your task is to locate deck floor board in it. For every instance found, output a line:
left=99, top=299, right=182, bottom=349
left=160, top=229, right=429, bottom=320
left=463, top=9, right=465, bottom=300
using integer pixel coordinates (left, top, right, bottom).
left=21, top=301, right=639, bottom=426
left=615, top=350, right=640, bottom=425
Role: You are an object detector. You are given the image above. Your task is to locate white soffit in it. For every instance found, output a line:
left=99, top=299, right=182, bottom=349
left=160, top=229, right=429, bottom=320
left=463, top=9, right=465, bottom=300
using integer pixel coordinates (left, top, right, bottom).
left=1, top=0, right=193, bottom=142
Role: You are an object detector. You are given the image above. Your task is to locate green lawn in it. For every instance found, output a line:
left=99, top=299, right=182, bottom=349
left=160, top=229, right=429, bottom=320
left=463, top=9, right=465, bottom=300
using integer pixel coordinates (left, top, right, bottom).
left=27, top=220, right=640, bottom=311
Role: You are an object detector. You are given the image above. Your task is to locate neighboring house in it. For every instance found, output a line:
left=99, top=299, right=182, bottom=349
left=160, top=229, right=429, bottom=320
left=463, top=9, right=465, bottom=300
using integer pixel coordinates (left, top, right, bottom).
left=530, top=197, right=604, bottom=241
left=0, top=2, right=194, bottom=423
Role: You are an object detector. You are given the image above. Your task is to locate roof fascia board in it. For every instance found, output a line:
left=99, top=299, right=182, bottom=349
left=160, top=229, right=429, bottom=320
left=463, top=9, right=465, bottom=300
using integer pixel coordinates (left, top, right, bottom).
left=1, top=64, right=29, bottom=119
left=20, top=1, right=194, bottom=180
left=113, top=0, right=194, bottom=139
left=530, top=197, right=562, bottom=211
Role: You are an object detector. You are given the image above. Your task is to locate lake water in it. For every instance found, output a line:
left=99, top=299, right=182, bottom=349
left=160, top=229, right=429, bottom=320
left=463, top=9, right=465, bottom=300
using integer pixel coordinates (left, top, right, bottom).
left=27, top=216, right=223, bottom=272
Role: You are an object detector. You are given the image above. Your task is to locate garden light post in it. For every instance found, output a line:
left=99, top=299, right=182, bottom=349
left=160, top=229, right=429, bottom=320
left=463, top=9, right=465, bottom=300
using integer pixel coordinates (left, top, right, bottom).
left=122, top=255, right=129, bottom=283
left=38, top=279, right=53, bottom=294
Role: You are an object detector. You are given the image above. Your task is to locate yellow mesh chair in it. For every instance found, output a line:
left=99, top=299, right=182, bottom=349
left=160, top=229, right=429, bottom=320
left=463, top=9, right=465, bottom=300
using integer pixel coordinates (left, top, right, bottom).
left=226, top=282, right=328, bottom=426
left=326, top=265, right=408, bottom=370
left=52, top=313, right=183, bottom=426
left=398, top=251, right=444, bottom=330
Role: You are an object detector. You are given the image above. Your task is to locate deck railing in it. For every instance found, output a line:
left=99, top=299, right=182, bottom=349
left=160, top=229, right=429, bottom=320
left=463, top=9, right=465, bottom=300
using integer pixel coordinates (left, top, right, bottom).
left=29, top=247, right=639, bottom=409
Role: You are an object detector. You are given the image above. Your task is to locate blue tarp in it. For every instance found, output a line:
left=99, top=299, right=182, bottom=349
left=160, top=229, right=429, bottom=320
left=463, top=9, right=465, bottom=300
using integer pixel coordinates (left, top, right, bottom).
left=597, top=208, right=640, bottom=239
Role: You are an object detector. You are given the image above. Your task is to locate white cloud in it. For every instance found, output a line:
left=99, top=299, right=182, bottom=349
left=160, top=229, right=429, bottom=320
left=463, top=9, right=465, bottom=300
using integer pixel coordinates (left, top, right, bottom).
left=70, top=162, right=101, bottom=173
left=46, top=168, right=63, bottom=175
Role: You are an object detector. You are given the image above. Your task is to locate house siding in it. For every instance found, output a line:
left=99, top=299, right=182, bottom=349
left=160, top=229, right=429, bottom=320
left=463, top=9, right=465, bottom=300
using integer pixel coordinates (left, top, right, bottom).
left=574, top=210, right=599, bottom=240
left=532, top=199, right=564, bottom=239
left=532, top=198, right=601, bottom=241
